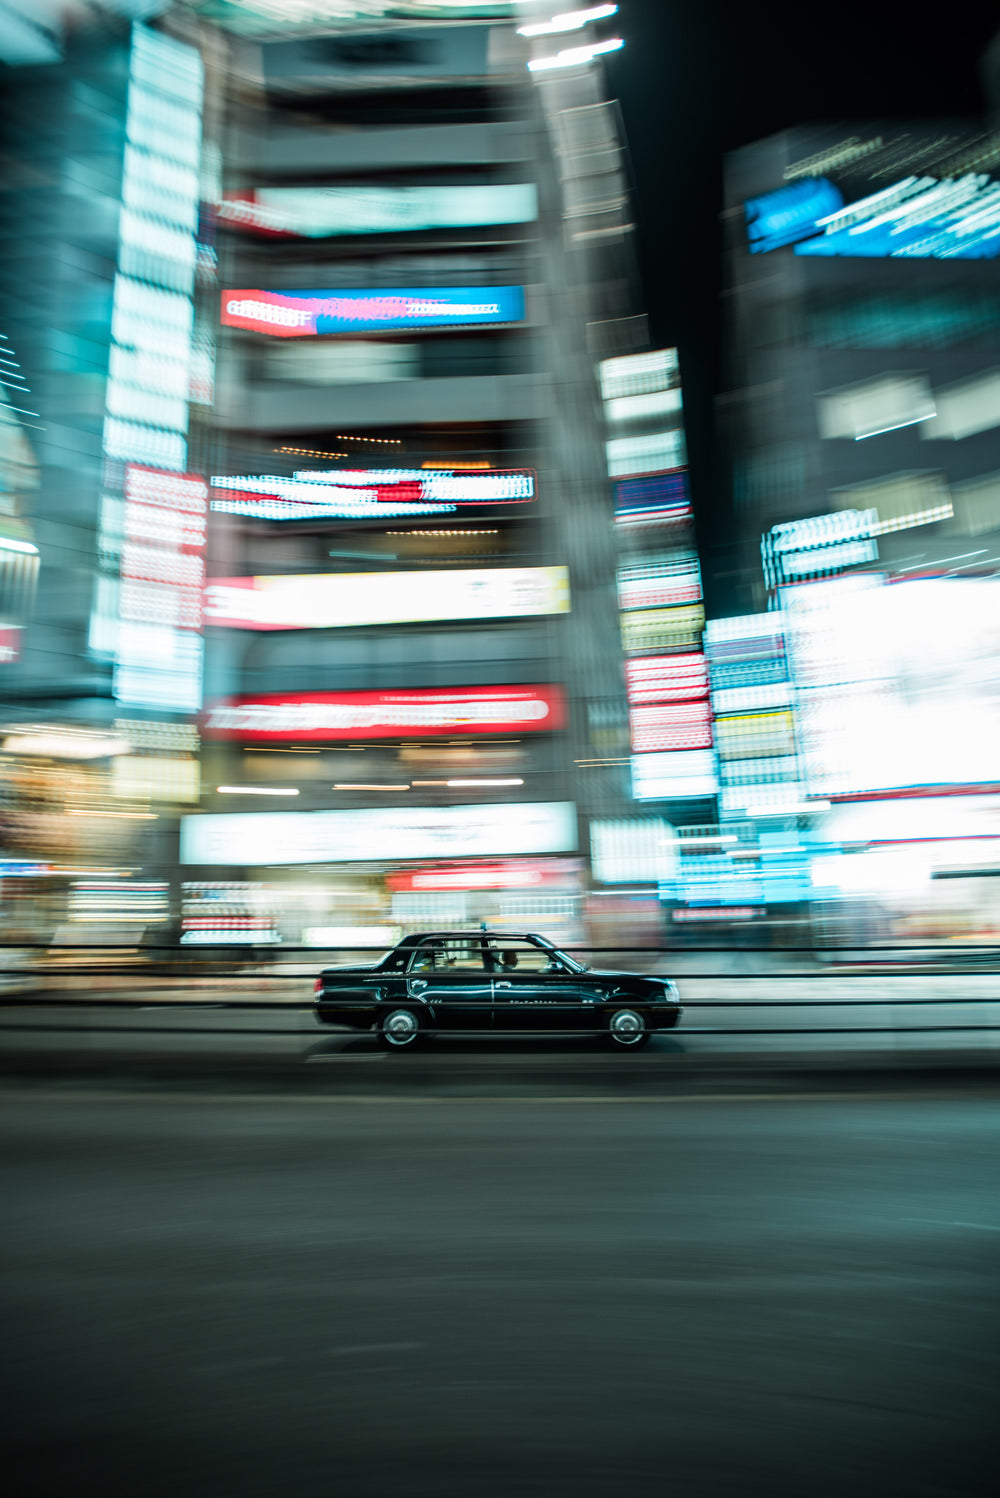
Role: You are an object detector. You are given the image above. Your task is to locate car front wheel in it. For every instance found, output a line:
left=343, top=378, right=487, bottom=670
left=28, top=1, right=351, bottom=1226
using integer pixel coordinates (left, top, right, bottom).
left=605, top=1008, right=650, bottom=1049
left=378, top=1008, right=423, bottom=1049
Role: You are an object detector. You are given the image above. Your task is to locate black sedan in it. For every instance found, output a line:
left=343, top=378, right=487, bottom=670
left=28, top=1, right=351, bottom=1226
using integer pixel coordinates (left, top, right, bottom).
left=313, top=931, right=682, bottom=1049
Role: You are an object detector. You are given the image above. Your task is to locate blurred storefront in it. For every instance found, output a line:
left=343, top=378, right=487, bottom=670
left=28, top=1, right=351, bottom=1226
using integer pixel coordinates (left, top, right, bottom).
left=0, top=718, right=199, bottom=941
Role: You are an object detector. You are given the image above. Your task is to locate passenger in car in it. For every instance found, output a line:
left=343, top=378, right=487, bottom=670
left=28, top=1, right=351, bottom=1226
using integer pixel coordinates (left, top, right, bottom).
left=411, top=941, right=444, bottom=972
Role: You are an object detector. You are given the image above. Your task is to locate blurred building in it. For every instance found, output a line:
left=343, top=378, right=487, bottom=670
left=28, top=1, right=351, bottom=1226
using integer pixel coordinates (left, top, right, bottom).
left=717, top=121, right=1000, bottom=944
left=173, top=0, right=694, bottom=946
left=0, top=12, right=208, bottom=937
left=723, top=123, right=1000, bottom=609
left=0, top=3, right=721, bottom=946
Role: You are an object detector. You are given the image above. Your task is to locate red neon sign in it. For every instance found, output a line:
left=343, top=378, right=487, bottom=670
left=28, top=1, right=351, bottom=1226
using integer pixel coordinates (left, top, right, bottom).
left=386, top=858, right=582, bottom=892
left=202, top=685, right=567, bottom=742
left=625, top=652, right=710, bottom=705
left=630, top=701, right=713, bottom=753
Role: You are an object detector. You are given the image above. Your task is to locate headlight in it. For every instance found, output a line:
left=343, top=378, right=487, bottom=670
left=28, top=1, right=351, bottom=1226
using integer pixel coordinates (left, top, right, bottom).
left=663, top=981, right=679, bottom=1001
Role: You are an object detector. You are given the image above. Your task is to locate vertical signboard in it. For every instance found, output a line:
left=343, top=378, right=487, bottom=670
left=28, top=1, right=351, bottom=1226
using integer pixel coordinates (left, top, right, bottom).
left=113, top=465, right=207, bottom=712
left=90, top=23, right=207, bottom=709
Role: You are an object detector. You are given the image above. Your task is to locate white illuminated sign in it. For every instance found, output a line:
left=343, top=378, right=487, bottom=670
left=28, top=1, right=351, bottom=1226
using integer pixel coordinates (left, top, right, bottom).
left=519, top=5, right=618, bottom=37
left=599, top=347, right=678, bottom=401
left=93, top=24, right=207, bottom=711
left=632, top=750, right=718, bottom=801
left=590, top=816, right=677, bottom=884
left=527, top=36, right=623, bottom=70
left=102, top=27, right=202, bottom=474
left=218, top=184, right=538, bottom=238
left=783, top=575, right=1000, bottom=795
left=114, top=466, right=207, bottom=712
left=204, top=566, right=571, bottom=631
left=763, top=509, right=880, bottom=590
left=606, top=430, right=686, bottom=478
left=180, top=801, right=579, bottom=866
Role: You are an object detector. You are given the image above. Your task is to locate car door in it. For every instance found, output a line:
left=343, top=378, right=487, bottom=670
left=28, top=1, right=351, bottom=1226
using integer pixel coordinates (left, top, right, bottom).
left=406, top=938, right=493, bottom=1032
left=489, top=940, right=588, bottom=1033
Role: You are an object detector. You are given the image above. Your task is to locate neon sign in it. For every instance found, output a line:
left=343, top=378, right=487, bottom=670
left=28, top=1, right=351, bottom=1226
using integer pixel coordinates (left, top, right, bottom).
left=210, top=469, right=535, bottom=521
left=180, top=802, right=579, bottom=866
left=203, top=686, right=567, bottom=741
left=114, top=466, right=207, bottom=712
left=221, top=286, right=526, bottom=337
left=203, top=566, right=571, bottom=631
left=217, top=184, right=537, bottom=239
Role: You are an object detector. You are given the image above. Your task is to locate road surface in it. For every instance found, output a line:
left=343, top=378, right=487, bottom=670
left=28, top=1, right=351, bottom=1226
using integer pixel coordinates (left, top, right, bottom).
left=2, top=1078, right=999, bottom=1498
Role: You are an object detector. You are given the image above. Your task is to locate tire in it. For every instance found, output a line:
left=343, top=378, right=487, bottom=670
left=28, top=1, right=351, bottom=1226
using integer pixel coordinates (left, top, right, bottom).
left=378, top=1007, right=423, bottom=1050
left=605, top=1008, right=650, bottom=1049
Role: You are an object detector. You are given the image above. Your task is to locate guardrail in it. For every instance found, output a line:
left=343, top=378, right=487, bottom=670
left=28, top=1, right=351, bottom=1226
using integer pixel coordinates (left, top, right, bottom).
left=1, top=942, right=1000, bottom=1044
left=5, top=940, right=999, bottom=976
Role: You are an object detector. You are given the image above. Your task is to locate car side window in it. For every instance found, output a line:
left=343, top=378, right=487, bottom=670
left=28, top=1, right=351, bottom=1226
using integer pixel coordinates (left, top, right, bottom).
left=408, top=941, right=488, bottom=973
left=490, top=942, right=560, bottom=974
left=441, top=941, right=489, bottom=971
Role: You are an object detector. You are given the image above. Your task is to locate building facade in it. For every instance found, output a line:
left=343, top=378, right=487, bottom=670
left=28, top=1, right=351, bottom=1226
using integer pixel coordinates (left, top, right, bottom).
left=714, top=122, right=1000, bottom=945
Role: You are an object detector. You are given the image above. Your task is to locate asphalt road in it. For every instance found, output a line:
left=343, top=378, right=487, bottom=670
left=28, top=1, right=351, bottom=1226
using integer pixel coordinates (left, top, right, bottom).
left=2, top=1080, right=999, bottom=1498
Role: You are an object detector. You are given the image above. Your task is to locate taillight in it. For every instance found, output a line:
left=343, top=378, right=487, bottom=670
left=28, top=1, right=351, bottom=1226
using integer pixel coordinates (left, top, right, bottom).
left=313, top=978, right=324, bottom=997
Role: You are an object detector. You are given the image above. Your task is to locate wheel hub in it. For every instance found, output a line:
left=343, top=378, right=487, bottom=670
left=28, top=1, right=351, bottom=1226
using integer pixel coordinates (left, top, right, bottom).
left=385, top=1011, right=418, bottom=1042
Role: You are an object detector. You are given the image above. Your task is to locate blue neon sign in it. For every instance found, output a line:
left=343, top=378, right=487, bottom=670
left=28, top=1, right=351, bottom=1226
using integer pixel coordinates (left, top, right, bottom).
left=744, top=177, right=843, bottom=254
left=222, top=285, right=526, bottom=336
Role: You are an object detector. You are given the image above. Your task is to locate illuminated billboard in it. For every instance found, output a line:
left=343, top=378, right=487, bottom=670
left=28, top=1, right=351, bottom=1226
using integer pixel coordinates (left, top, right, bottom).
left=180, top=801, right=579, bottom=866
left=625, top=654, right=710, bottom=704
left=618, top=568, right=702, bottom=611
left=746, top=173, right=1000, bottom=260
left=218, top=184, right=538, bottom=238
left=204, top=566, right=571, bottom=630
left=114, top=466, right=208, bottom=713
left=783, top=575, right=1000, bottom=796
left=210, top=468, right=535, bottom=522
left=590, top=817, right=678, bottom=884
left=203, top=686, right=567, bottom=741
left=614, top=472, right=691, bottom=526
left=744, top=177, right=843, bottom=254
left=221, top=286, right=525, bottom=337
left=631, top=750, right=718, bottom=801
left=620, top=604, right=705, bottom=653
left=606, top=431, right=686, bottom=479
left=386, top=859, right=580, bottom=892
left=630, top=702, right=712, bottom=753
left=795, top=174, right=1000, bottom=259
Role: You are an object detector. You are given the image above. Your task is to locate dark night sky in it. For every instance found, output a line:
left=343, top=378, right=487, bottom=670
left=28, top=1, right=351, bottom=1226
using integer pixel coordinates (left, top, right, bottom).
left=602, top=0, right=1000, bottom=612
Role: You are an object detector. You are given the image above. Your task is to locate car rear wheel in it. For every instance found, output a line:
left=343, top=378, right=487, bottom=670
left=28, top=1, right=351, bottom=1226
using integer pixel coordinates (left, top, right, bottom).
left=605, top=1008, right=650, bottom=1049
left=378, top=1007, right=423, bottom=1049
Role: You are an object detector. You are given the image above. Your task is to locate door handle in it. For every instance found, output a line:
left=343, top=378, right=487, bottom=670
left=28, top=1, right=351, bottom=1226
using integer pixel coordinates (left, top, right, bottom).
left=495, top=981, right=512, bottom=988
left=410, top=979, right=428, bottom=990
